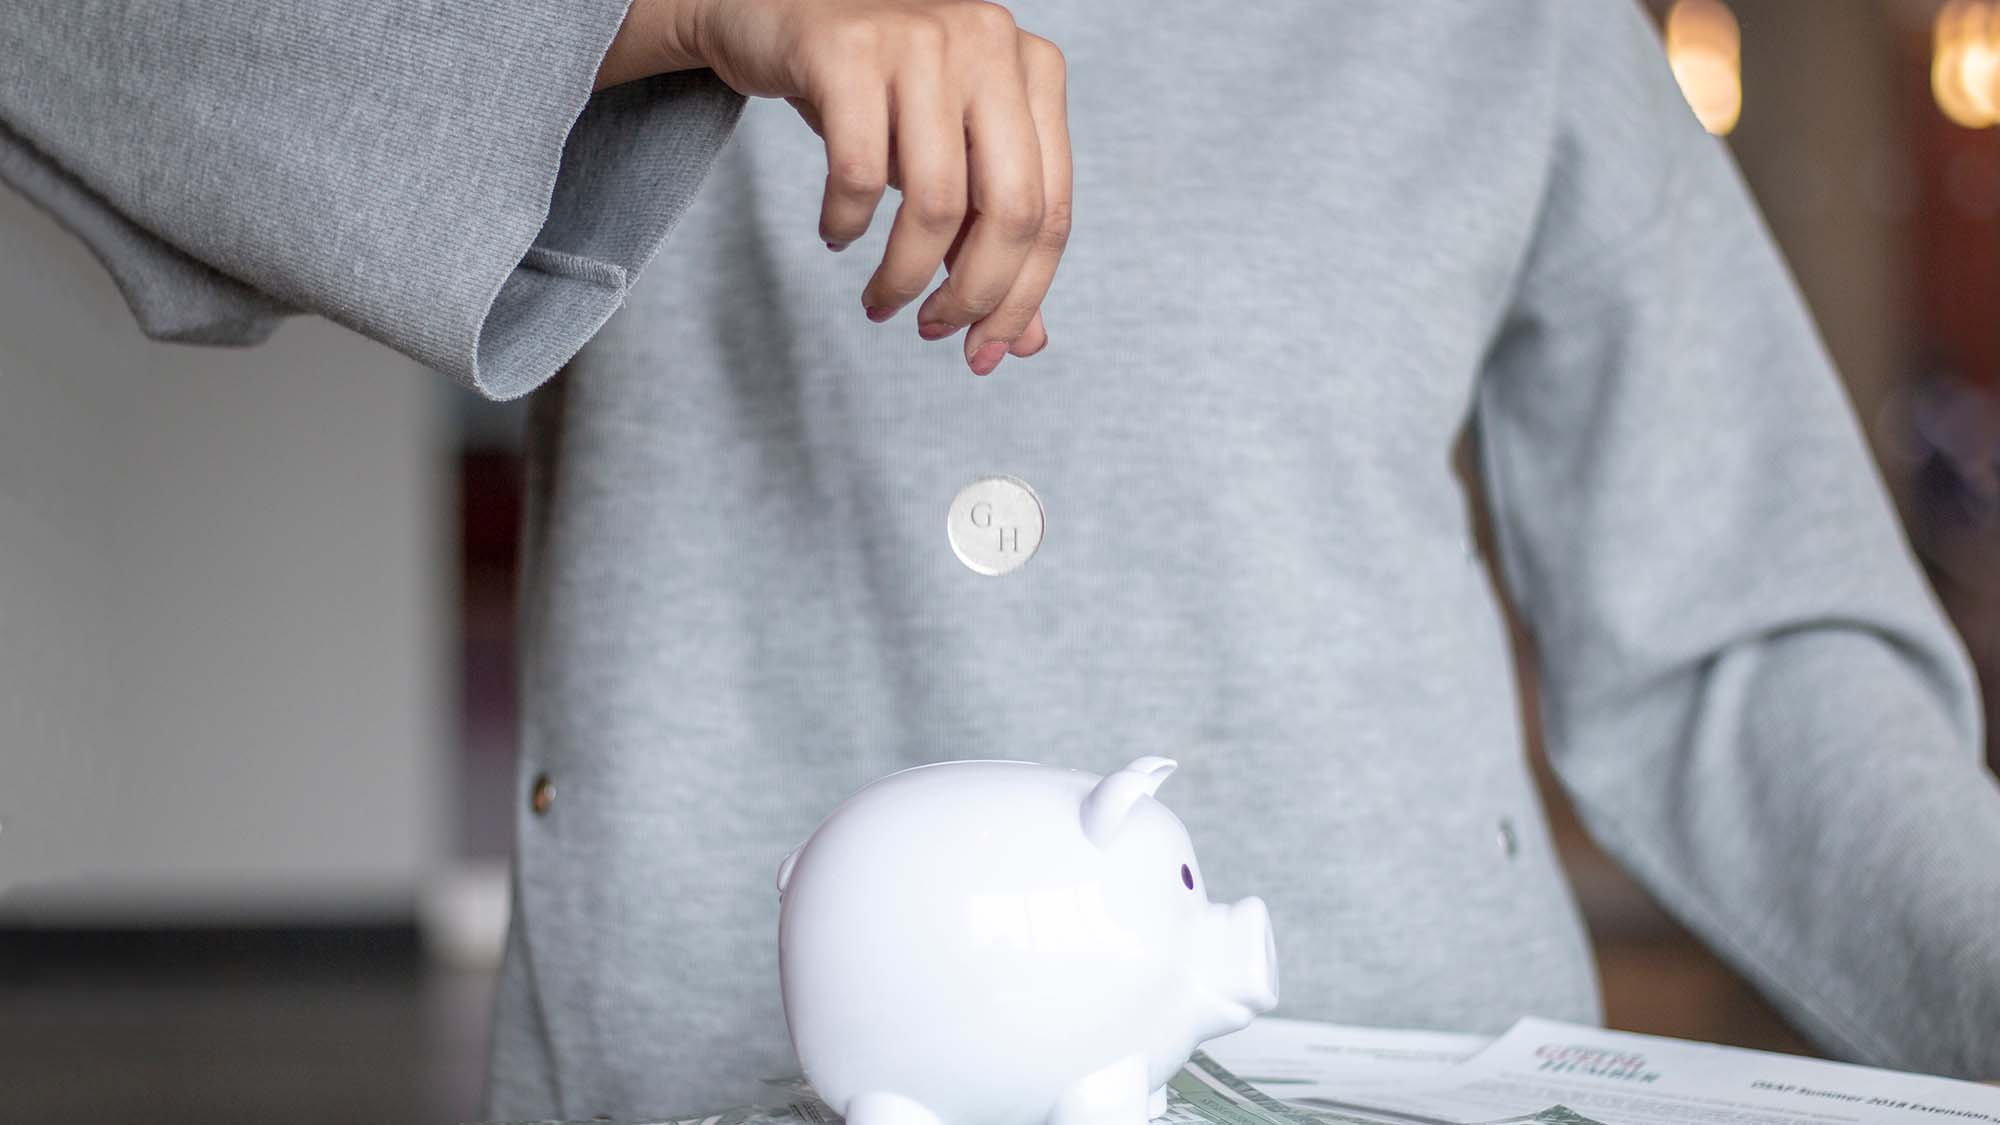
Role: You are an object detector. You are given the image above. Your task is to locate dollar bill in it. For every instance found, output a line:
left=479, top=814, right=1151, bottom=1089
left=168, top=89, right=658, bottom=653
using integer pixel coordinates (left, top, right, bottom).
left=488, top=1049, right=1384, bottom=1125
left=1171, top=1052, right=1393, bottom=1125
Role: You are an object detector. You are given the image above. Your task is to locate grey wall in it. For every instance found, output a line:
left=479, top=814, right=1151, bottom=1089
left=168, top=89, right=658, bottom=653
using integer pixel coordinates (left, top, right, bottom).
left=0, top=186, right=452, bottom=923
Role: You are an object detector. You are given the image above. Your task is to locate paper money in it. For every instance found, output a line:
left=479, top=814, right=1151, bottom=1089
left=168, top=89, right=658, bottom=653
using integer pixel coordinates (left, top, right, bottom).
left=1168, top=1053, right=1389, bottom=1125
left=489, top=1050, right=1342, bottom=1125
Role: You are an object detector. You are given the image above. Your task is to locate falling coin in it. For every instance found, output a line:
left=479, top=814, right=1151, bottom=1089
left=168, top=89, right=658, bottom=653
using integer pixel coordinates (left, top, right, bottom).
left=947, top=475, right=1044, bottom=576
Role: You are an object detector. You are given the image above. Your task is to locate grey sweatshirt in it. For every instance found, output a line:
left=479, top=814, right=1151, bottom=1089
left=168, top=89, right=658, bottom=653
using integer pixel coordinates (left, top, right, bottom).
left=4, top=0, right=1998, bottom=1118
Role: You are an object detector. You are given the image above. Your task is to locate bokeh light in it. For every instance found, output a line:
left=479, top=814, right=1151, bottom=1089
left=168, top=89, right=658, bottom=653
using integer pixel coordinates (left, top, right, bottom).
left=1666, top=0, right=1744, bottom=136
left=1934, top=0, right=2000, bottom=129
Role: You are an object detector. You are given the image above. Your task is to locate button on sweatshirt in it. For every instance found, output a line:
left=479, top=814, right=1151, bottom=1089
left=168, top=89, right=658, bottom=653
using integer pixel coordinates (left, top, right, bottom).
left=3, top=0, right=1996, bottom=1118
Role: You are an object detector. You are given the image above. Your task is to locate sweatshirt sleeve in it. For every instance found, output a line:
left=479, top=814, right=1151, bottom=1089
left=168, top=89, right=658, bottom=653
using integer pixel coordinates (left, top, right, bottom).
left=1474, top=0, right=2000, bottom=1077
left=0, top=0, right=746, bottom=399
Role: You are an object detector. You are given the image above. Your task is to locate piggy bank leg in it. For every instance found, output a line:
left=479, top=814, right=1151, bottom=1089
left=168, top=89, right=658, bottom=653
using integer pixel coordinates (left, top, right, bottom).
left=1049, top=1054, right=1150, bottom=1125
left=1147, top=1087, right=1167, bottom=1120
left=845, top=1091, right=942, bottom=1125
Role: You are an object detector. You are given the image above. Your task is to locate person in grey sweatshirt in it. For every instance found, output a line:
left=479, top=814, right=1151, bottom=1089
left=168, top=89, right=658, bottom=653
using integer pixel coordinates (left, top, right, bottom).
left=4, top=0, right=1997, bottom=1118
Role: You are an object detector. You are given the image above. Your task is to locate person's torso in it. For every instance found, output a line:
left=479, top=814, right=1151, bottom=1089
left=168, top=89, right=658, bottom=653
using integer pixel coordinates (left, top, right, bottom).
left=503, top=4, right=1600, bottom=1117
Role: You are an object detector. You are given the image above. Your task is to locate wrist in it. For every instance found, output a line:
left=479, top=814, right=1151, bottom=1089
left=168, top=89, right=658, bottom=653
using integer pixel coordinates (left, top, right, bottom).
left=597, top=0, right=713, bottom=91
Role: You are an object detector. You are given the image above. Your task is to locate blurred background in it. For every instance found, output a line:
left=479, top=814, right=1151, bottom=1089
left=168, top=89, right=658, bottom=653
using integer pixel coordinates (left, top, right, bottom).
left=7, top=1, right=2000, bottom=1121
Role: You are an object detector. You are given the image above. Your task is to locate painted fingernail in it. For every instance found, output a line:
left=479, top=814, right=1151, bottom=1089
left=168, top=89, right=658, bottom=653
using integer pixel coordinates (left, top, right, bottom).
left=826, top=240, right=849, bottom=252
left=866, top=305, right=894, bottom=322
left=969, top=339, right=1009, bottom=376
left=919, top=321, right=957, bottom=341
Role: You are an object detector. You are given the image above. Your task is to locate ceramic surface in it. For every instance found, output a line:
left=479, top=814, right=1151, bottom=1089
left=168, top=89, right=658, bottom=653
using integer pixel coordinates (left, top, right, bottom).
left=776, top=756, right=1279, bottom=1125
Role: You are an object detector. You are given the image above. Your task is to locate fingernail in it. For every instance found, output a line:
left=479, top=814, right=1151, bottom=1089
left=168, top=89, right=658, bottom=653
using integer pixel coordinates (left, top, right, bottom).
left=866, top=305, right=894, bottom=323
left=919, top=321, right=957, bottom=341
left=969, top=339, right=1009, bottom=376
left=826, top=241, right=849, bottom=252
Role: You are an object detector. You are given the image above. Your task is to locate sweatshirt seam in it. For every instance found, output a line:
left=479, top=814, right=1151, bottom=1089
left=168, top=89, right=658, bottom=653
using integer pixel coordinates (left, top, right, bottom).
left=1511, top=186, right=1684, bottom=313
left=1512, top=109, right=1706, bottom=315
left=519, top=245, right=627, bottom=290
left=460, top=0, right=640, bottom=392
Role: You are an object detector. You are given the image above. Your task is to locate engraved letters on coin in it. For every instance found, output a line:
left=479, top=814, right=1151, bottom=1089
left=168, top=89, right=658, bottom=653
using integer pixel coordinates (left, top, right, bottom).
left=947, top=476, right=1044, bottom=576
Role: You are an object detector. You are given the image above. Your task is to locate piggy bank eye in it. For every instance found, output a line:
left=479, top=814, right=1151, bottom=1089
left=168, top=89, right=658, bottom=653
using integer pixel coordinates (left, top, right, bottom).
left=1180, top=863, right=1194, bottom=890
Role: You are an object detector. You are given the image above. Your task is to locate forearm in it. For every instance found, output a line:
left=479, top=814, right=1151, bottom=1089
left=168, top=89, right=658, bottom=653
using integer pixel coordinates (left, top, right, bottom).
left=1476, top=0, right=1998, bottom=1078
left=0, top=0, right=745, bottom=394
left=1551, top=626, right=2000, bottom=1076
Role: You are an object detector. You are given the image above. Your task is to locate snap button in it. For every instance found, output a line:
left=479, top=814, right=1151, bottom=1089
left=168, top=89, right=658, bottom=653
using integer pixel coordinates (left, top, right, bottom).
left=1497, top=818, right=1519, bottom=859
left=947, top=475, right=1044, bottom=576
left=530, top=773, right=554, bottom=816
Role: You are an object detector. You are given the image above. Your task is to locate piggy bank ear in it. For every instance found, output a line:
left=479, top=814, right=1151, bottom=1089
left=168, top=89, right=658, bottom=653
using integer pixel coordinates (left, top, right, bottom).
left=1081, top=756, right=1178, bottom=847
left=776, top=846, right=801, bottom=895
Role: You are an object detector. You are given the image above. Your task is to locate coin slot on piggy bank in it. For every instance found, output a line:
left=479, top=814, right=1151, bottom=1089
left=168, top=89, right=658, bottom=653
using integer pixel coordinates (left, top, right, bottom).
left=775, top=756, right=1279, bottom=1125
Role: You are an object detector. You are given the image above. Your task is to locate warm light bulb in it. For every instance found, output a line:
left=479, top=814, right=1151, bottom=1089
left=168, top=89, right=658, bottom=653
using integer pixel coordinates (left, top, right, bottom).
left=1666, top=0, right=1743, bottom=135
left=1935, top=0, right=2000, bottom=128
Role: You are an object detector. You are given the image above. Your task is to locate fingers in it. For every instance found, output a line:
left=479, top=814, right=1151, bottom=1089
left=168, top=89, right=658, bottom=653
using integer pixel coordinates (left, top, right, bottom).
left=815, top=82, right=891, bottom=250
left=938, top=222, right=1048, bottom=359
left=861, top=49, right=967, bottom=320
left=788, top=3, right=1069, bottom=372
left=910, top=40, right=1046, bottom=369
left=961, top=33, right=1069, bottom=373
left=1011, top=308, right=1048, bottom=358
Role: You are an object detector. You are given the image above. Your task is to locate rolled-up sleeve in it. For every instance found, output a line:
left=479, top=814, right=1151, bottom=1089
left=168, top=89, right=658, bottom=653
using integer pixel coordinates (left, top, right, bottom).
left=0, top=0, right=746, bottom=398
left=1476, top=0, right=2000, bottom=1076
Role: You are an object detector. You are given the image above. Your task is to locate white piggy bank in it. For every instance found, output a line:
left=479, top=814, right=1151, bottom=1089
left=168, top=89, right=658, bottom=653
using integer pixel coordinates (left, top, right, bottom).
left=775, top=756, right=1279, bottom=1125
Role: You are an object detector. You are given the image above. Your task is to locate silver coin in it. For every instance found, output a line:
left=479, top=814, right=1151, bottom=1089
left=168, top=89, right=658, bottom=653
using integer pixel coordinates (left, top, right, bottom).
left=947, top=475, right=1044, bottom=576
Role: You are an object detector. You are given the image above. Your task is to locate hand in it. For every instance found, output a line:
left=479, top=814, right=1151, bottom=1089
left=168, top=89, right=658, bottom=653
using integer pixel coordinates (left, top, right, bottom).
left=599, top=0, right=1072, bottom=376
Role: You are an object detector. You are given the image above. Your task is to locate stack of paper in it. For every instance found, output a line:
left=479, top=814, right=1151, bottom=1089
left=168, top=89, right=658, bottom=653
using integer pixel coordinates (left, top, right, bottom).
left=1205, top=1016, right=2000, bottom=1125
left=496, top=1017, right=1998, bottom=1125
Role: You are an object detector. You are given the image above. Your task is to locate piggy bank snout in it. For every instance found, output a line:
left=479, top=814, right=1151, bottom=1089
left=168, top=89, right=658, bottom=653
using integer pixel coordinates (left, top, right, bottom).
left=1221, top=895, right=1279, bottom=1013
left=1195, top=895, right=1278, bottom=1037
